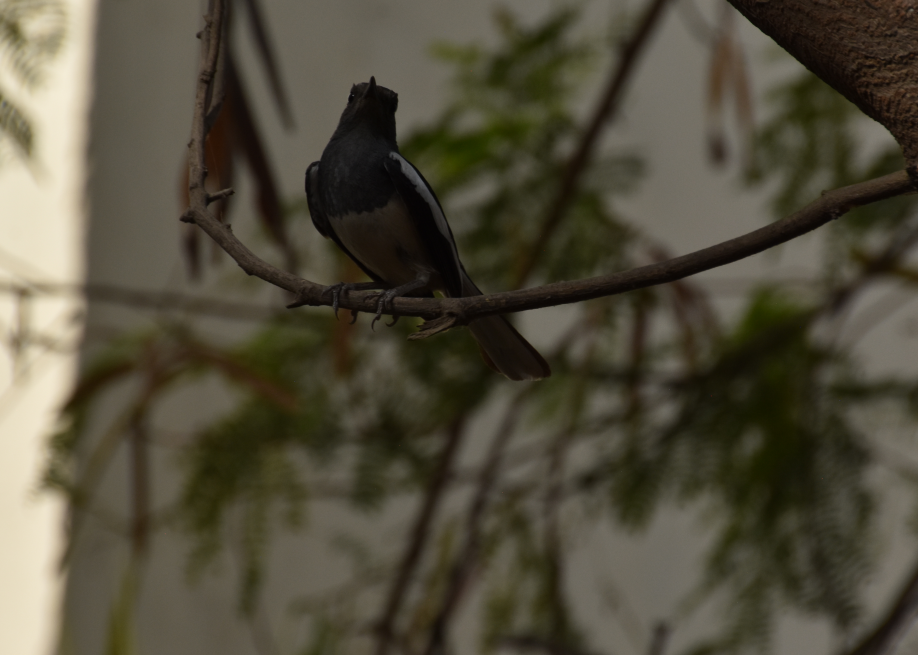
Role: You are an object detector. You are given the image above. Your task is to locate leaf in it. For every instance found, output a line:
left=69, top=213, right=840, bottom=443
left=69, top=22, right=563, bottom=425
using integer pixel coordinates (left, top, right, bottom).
left=0, top=88, right=32, bottom=155
left=226, top=57, right=297, bottom=272
left=0, top=0, right=66, bottom=88
left=238, top=0, right=294, bottom=129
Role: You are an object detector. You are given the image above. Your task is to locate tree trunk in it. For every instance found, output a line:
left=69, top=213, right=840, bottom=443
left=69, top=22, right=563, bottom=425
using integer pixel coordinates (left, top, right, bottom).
left=727, top=0, right=918, bottom=169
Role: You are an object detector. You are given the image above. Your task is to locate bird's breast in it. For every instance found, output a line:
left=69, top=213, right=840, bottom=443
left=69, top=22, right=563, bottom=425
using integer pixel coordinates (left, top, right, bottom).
left=330, top=194, right=440, bottom=290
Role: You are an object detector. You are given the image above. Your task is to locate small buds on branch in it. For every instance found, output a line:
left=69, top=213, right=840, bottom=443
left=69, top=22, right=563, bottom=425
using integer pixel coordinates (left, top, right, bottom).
left=206, top=187, right=235, bottom=205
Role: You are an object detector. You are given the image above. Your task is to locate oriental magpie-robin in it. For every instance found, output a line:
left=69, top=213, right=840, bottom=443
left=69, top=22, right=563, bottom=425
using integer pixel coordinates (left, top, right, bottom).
left=306, top=77, right=551, bottom=381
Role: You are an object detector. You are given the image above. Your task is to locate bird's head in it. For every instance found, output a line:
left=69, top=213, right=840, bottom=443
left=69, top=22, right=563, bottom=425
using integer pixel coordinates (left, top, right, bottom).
left=334, top=76, right=399, bottom=143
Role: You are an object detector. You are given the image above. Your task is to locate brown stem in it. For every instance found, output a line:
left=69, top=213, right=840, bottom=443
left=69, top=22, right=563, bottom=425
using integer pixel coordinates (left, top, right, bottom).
left=0, top=281, right=283, bottom=322
left=373, top=418, right=467, bottom=655
left=513, top=0, right=675, bottom=287
left=647, top=622, right=671, bottom=655
left=186, top=0, right=229, bottom=225
left=844, top=557, right=918, bottom=655
left=129, top=412, right=149, bottom=559
left=190, top=161, right=913, bottom=326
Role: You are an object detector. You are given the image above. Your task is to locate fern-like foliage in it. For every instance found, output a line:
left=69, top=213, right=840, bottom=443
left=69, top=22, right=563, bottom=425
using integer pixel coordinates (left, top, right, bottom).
left=0, top=0, right=65, bottom=158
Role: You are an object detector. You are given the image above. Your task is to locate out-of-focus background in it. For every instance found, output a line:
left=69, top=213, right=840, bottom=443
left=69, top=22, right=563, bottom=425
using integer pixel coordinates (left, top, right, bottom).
left=4, top=1, right=918, bottom=654
left=0, top=0, right=91, bottom=653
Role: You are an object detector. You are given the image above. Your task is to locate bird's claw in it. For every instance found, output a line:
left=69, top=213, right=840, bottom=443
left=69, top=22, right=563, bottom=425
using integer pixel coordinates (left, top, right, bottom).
left=328, top=282, right=352, bottom=320
left=368, top=290, right=397, bottom=331
left=327, top=281, right=385, bottom=321
left=331, top=286, right=342, bottom=319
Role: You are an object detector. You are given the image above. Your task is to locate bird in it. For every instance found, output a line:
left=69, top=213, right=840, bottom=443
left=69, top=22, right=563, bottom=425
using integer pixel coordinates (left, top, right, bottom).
left=305, top=77, right=551, bottom=381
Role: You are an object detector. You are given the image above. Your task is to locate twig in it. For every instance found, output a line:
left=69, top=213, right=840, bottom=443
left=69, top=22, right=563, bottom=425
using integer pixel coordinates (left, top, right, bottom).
left=185, top=0, right=231, bottom=225
left=129, top=411, right=150, bottom=559
left=513, top=0, right=676, bottom=287
left=0, top=281, right=283, bottom=321
left=189, top=144, right=914, bottom=325
left=207, top=187, right=235, bottom=204
left=843, top=558, right=918, bottom=655
left=647, top=622, right=671, bottom=655
left=373, top=418, right=467, bottom=655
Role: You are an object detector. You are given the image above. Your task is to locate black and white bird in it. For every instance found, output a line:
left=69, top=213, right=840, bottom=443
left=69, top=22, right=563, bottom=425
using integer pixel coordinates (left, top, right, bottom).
left=305, top=77, right=551, bottom=381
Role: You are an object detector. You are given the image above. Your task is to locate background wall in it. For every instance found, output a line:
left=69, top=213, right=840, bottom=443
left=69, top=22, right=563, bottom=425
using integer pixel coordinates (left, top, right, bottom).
left=0, top=0, right=94, bottom=653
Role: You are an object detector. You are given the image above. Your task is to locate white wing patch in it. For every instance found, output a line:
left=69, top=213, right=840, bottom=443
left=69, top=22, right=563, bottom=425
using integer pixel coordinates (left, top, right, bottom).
left=388, top=152, right=461, bottom=265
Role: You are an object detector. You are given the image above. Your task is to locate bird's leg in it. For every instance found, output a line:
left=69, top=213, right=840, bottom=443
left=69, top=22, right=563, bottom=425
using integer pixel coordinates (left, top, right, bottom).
left=327, top=281, right=387, bottom=319
left=367, top=271, right=430, bottom=330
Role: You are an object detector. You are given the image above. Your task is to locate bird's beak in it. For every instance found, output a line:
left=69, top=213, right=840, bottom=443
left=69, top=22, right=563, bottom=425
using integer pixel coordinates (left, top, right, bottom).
left=365, top=76, right=377, bottom=100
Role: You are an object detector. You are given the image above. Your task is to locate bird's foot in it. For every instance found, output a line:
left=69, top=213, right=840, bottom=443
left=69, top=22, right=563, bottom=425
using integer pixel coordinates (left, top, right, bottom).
left=326, top=281, right=386, bottom=319
left=359, top=273, right=430, bottom=330
left=368, top=288, right=401, bottom=331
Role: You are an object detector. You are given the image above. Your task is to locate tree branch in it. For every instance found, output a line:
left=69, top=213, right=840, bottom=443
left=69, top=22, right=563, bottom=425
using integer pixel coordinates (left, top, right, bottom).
left=300, top=171, right=912, bottom=332
left=844, top=557, right=918, bottom=655
left=183, top=0, right=914, bottom=339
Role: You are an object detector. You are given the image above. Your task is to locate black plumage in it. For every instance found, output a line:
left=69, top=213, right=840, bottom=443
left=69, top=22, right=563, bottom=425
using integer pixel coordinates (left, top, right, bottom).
left=306, top=77, right=550, bottom=381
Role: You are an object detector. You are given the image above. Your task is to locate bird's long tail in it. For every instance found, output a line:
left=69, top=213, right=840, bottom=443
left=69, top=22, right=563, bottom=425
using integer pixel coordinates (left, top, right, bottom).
left=459, top=273, right=551, bottom=381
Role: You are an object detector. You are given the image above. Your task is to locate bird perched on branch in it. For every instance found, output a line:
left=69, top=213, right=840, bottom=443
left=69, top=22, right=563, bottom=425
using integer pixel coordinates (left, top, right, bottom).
left=305, top=77, right=551, bottom=381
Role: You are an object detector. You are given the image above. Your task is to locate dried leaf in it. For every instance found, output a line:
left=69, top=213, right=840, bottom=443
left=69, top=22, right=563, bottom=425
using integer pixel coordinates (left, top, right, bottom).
left=226, top=57, right=297, bottom=272
left=238, top=0, right=294, bottom=129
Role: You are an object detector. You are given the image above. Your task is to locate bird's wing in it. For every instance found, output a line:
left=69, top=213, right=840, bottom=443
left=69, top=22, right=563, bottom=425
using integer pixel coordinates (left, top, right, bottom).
left=384, top=153, right=464, bottom=298
left=305, top=161, right=332, bottom=238
left=305, top=161, right=384, bottom=283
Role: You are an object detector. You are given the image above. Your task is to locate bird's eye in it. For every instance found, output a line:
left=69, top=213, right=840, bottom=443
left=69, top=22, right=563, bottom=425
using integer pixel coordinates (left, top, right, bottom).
left=347, top=92, right=355, bottom=104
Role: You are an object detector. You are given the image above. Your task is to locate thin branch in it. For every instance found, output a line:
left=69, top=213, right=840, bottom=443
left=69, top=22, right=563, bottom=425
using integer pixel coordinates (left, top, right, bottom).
left=185, top=0, right=230, bottom=225
left=207, top=187, right=235, bottom=204
left=647, top=622, right=671, bottom=655
left=129, top=412, right=150, bottom=560
left=843, top=558, right=918, bottom=655
left=373, top=418, right=467, bottom=655
left=189, top=148, right=914, bottom=328
left=0, top=281, right=282, bottom=321
left=513, top=0, right=675, bottom=287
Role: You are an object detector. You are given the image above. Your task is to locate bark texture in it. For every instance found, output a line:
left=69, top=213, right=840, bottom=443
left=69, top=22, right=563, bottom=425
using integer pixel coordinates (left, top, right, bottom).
left=727, top=0, right=918, bottom=167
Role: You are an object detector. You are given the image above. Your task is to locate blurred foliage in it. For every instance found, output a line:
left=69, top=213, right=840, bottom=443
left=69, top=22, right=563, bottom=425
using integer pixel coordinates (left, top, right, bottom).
left=0, top=0, right=65, bottom=158
left=46, top=3, right=918, bottom=655
left=402, top=6, right=641, bottom=287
